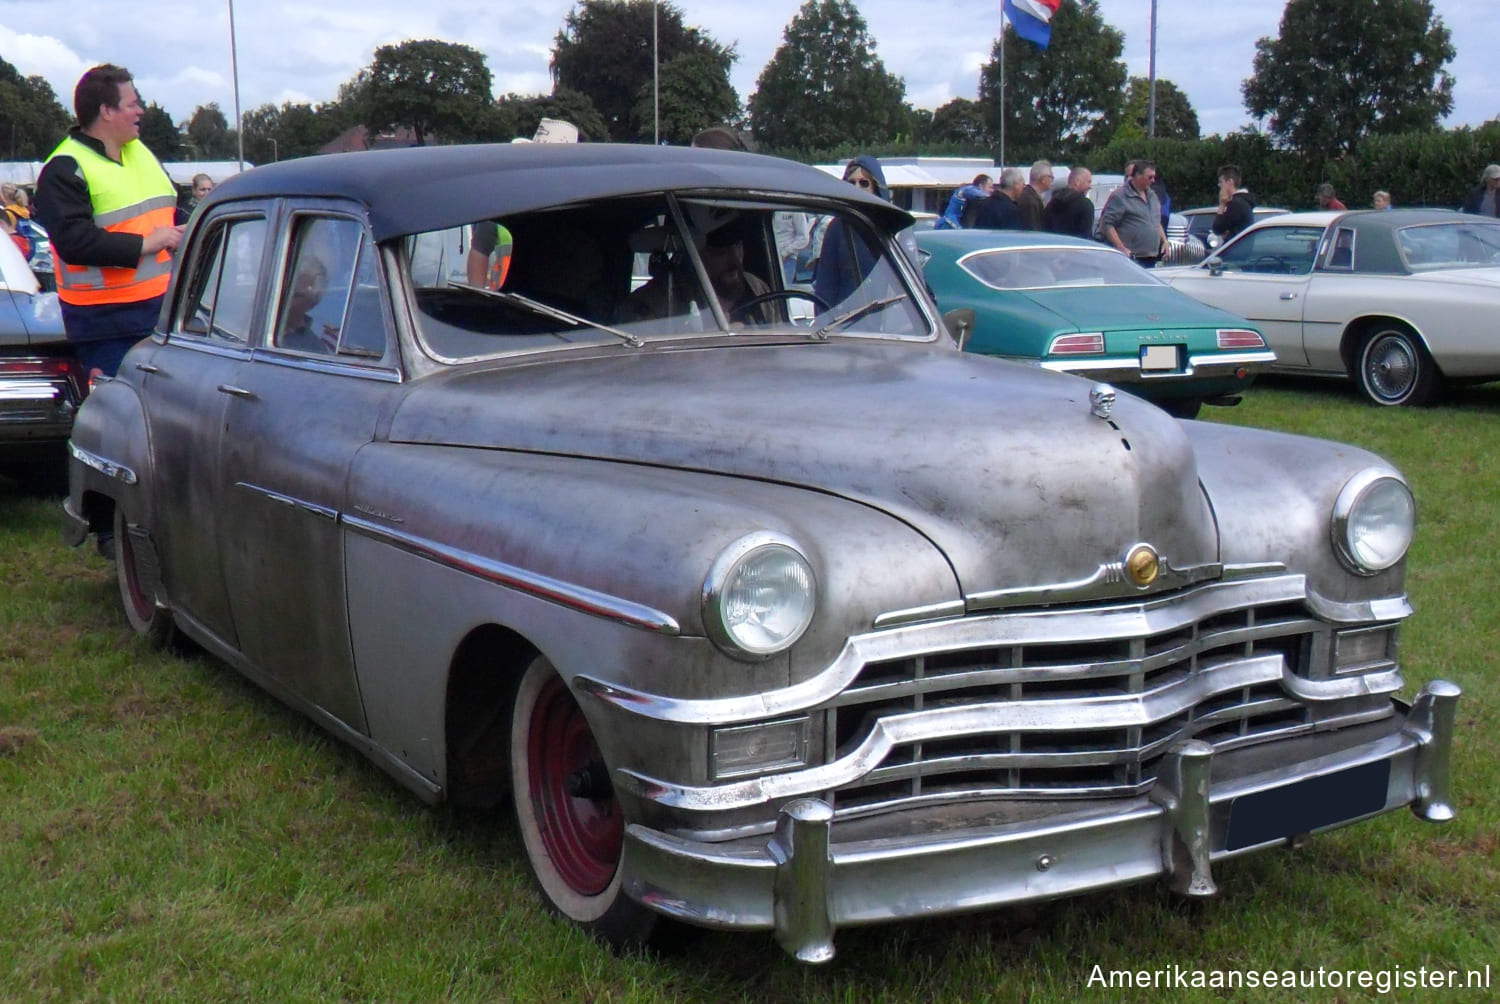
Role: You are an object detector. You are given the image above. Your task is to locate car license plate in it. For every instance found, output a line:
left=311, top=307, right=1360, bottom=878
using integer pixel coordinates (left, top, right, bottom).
left=1140, top=344, right=1181, bottom=371
left=1225, top=760, right=1391, bottom=851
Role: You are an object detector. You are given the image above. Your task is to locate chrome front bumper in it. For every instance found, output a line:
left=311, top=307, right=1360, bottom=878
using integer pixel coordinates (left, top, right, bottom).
left=621, top=680, right=1458, bottom=963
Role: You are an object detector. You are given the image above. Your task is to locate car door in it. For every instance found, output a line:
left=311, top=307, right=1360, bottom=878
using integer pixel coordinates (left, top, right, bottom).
left=146, top=209, right=274, bottom=648
left=1164, top=224, right=1328, bottom=368
left=216, top=208, right=400, bottom=733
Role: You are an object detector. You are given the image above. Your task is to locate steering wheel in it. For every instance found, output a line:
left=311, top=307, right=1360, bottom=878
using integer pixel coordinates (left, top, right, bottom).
left=1252, top=254, right=1291, bottom=273
left=728, top=288, right=831, bottom=321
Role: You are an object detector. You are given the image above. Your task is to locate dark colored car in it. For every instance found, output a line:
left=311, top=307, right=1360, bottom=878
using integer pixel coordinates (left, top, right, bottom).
left=1, top=233, right=79, bottom=480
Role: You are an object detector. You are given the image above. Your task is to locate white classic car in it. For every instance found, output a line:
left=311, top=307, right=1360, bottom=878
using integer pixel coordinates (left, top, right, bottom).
left=1157, top=209, right=1500, bottom=405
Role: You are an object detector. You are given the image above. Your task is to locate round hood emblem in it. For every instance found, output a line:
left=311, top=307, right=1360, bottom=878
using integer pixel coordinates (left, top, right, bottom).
left=1126, top=544, right=1160, bottom=586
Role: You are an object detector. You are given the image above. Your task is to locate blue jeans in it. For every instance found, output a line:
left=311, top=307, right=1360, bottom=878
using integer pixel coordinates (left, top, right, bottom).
left=73, top=336, right=142, bottom=379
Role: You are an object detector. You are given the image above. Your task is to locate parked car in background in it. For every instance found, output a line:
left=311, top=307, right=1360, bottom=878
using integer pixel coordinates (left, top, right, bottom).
left=917, top=229, right=1273, bottom=418
left=65, top=144, right=1458, bottom=961
left=1158, top=209, right=1500, bottom=405
left=0, top=230, right=77, bottom=481
left=1165, top=207, right=1290, bottom=266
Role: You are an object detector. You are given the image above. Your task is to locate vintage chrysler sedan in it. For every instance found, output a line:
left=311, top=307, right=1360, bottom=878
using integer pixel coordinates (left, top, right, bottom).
left=64, top=145, right=1458, bottom=962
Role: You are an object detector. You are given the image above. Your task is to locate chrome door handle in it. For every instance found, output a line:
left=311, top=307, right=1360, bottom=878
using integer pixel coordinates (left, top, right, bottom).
left=1279, top=292, right=1297, bottom=301
left=216, top=384, right=256, bottom=399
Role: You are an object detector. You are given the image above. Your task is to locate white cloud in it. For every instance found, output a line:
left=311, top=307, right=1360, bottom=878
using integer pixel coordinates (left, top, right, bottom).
left=3, top=0, right=1492, bottom=144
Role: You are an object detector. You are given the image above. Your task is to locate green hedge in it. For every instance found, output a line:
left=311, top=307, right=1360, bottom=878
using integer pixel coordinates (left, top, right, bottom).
left=1089, top=125, right=1500, bottom=212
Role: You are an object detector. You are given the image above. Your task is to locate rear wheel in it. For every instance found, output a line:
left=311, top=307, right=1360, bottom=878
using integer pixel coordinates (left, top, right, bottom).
left=115, top=507, right=174, bottom=646
left=1355, top=325, right=1439, bottom=406
left=509, top=655, right=659, bottom=949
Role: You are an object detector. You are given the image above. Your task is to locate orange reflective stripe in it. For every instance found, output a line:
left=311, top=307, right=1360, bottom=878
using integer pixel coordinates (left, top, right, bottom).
left=54, top=203, right=178, bottom=307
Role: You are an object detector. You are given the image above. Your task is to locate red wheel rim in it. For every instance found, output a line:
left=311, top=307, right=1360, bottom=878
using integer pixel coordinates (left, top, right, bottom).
left=526, top=674, right=623, bottom=895
left=119, top=527, right=154, bottom=623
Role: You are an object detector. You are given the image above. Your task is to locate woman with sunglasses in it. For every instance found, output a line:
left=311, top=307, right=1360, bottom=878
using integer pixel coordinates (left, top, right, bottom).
left=813, top=155, right=889, bottom=307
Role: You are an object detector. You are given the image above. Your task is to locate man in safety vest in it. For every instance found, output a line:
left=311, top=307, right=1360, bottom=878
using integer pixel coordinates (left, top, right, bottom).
left=33, top=64, right=184, bottom=380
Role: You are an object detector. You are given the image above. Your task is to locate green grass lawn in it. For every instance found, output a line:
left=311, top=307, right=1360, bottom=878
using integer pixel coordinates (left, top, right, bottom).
left=2, top=378, right=1496, bottom=1002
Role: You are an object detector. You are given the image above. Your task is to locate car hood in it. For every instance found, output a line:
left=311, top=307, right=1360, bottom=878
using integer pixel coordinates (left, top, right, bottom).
left=0, top=288, right=66, bottom=347
left=1018, top=283, right=1249, bottom=332
left=388, top=342, right=1220, bottom=599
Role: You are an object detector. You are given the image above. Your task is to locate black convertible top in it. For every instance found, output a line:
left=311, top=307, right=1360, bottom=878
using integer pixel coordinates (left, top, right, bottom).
left=203, top=143, right=912, bottom=242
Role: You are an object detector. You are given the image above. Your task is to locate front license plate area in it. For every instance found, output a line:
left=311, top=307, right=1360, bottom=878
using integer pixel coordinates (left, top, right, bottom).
left=1140, top=344, right=1182, bottom=372
left=1226, top=760, right=1391, bottom=851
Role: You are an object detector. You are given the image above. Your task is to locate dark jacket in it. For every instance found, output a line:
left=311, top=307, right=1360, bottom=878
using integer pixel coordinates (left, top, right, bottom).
left=1212, top=190, right=1255, bottom=241
left=1042, top=188, right=1095, bottom=240
left=971, top=191, right=1024, bottom=230
left=1461, top=184, right=1500, bottom=217
left=1017, top=185, right=1045, bottom=231
left=814, top=154, right=888, bottom=305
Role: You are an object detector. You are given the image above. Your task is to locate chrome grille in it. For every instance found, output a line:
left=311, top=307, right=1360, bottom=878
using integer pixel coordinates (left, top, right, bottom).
left=823, top=600, right=1336, bottom=810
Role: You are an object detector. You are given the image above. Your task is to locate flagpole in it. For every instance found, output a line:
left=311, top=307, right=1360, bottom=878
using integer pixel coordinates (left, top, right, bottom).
left=1147, top=0, right=1158, bottom=138
left=999, top=10, right=1006, bottom=168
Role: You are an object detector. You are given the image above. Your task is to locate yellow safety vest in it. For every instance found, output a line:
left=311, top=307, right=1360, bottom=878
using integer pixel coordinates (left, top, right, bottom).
left=44, top=136, right=177, bottom=307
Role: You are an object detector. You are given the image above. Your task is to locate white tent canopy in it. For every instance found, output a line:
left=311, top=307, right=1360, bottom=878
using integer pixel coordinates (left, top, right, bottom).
left=1, top=160, right=253, bottom=189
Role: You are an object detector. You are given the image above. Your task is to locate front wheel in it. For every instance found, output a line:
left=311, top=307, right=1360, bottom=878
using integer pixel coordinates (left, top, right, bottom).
left=115, top=507, right=175, bottom=647
left=1355, top=325, right=1439, bottom=406
left=509, top=655, right=659, bottom=949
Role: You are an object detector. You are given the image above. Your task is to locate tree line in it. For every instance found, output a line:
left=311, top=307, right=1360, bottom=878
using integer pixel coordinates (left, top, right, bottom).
left=1, top=0, right=1478, bottom=186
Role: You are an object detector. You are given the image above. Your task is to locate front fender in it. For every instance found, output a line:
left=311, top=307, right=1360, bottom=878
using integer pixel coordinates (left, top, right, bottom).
left=344, top=442, right=960, bottom=700
left=1185, top=421, right=1407, bottom=606
left=66, top=364, right=155, bottom=539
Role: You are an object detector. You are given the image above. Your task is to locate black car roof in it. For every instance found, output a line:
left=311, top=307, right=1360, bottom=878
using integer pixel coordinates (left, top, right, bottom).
left=202, top=143, right=913, bottom=242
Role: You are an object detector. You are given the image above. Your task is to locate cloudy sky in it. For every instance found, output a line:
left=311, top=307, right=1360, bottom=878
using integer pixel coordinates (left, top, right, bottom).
left=2, top=0, right=1495, bottom=146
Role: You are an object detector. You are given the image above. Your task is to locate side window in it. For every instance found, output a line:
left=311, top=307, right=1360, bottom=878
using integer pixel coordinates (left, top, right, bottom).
left=178, top=216, right=267, bottom=343
left=1325, top=227, right=1356, bottom=270
left=273, top=215, right=387, bottom=359
left=1217, top=227, right=1322, bottom=275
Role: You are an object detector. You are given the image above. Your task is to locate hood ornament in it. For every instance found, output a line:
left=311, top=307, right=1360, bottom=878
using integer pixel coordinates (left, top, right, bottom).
left=1089, top=383, right=1116, bottom=420
left=1125, top=543, right=1161, bottom=586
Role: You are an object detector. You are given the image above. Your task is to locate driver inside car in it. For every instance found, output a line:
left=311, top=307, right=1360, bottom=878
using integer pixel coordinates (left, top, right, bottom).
left=619, top=208, right=778, bottom=328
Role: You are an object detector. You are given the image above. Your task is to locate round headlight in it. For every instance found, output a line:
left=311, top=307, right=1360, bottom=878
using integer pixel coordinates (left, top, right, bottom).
left=703, top=534, right=816, bottom=659
left=1332, top=472, right=1415, bottom=574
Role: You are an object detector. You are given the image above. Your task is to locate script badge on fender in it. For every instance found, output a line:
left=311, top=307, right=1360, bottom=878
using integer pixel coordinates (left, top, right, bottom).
left=1125, top=543, right=1160, bottom=587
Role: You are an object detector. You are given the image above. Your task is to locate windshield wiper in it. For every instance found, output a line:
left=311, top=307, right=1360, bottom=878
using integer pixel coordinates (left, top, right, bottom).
left=810, top=295, right=907, bottom=340
left=450, top=282, right=643, bottom=348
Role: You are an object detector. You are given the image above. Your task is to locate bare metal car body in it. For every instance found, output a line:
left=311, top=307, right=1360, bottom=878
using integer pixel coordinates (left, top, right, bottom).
left=63, top=144, right=1457, bottom=962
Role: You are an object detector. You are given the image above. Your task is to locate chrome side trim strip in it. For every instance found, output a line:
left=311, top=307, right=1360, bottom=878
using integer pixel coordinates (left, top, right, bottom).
left=68, top=441, right=137, bottom=484
left=233, top=481, right=339, bottom=521
left=342, top=514, right=681, bottom=636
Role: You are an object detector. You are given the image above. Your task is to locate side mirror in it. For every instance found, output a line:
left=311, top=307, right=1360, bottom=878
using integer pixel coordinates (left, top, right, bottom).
left=944, top=308, right=976, bottom=350
left=1206, top=257, right=1224, bottom=277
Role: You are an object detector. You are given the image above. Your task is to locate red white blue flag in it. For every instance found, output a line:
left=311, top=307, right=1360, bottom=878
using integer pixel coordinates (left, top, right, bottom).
left=1004, top=0, right=1060, bottom=49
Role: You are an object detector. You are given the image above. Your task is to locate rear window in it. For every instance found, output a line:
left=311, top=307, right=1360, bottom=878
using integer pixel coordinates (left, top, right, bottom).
left=960, top=247, right=1161, bottom=290
left=1396, top=222, right=1500, bottom=271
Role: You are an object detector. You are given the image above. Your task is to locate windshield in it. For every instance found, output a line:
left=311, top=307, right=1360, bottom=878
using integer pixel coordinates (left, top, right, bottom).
left=403, top=194, right=930, bottom=361
left=1396, top=221, right=1500, bottom=271
left=960, top=246, right=1163, bottom=290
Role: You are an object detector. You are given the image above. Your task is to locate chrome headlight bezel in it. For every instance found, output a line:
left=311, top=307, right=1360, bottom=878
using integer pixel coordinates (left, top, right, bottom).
left=1331, top=470, right=1415, bottom=575
left=702, top=532, right=817, bottom=661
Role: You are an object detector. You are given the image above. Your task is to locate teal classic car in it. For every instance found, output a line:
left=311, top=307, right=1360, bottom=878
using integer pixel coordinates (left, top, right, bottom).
left=917, top=229, right=1274, bottom=418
